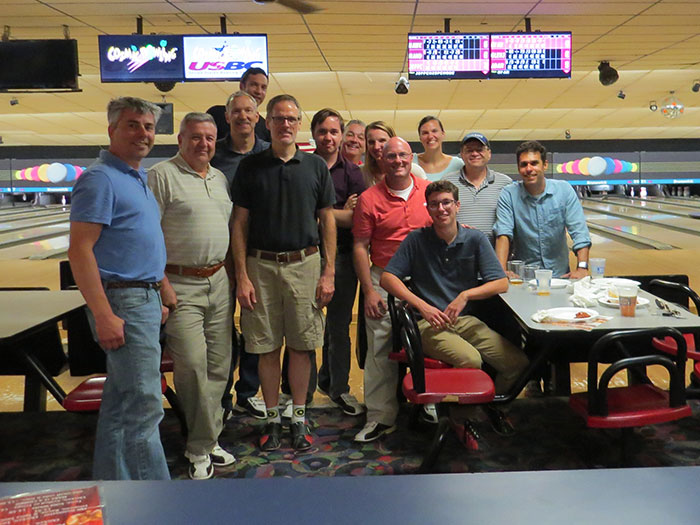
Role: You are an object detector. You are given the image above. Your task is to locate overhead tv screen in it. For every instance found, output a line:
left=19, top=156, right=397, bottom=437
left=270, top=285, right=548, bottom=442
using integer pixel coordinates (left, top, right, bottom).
left=489, top=32, right=572, bottom=79
left=98, top=35, right=184, bottom=83
left=182, top=35, right=268, bottom=81
left=0, top=39, right=79, bottom=91
left=640, top=151, right=700, bottom=184
left=552, top=152, right=640, bottom=186
left=408, top=33, right=489, bottom=80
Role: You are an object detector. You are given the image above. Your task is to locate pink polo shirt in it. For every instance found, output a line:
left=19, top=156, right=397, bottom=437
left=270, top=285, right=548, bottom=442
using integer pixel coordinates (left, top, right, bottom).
left=352, top=174, right=432, bottom=268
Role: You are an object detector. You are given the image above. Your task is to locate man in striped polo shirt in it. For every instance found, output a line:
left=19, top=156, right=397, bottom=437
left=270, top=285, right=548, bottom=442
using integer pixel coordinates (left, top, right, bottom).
left=148, top=112, right=236, bottom=480
left=442, top=132, right=512, bottom=244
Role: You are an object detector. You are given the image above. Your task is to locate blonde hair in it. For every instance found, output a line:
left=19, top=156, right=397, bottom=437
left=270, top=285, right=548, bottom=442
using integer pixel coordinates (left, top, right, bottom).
left=362, top=121, right=395, bottom=187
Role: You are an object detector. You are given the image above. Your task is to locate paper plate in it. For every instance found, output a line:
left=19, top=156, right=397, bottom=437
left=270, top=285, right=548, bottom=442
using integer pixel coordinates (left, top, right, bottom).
left=527, top=278, right=569, bottom=289
left=542, top=307, right=599, bottom=322
left=598, top=296, right=649, bottom=308
left=594, top=278, right=641, bottom=288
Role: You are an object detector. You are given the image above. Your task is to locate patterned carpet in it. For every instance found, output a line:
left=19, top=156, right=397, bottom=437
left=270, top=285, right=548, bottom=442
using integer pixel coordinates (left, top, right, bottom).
left=3, top=398, right=700, bottom=481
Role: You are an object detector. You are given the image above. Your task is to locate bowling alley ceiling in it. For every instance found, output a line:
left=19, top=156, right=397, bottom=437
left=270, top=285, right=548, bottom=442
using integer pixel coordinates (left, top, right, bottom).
left=1, top=0, right=700, bottom=146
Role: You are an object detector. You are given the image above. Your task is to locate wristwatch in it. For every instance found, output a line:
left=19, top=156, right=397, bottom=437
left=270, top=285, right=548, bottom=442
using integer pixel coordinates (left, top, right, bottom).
left=577, top=261, right=589, bottom=270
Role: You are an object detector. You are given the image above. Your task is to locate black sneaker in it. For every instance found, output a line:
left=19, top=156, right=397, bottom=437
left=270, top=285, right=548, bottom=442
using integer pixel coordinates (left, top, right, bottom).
left=484, top=406, right=516, bottom=436
left=233, top=397, right=267, bottom=419
left=331, top=393, right=365, bottom=416
left=354, top=421, right=396, bottom=443
left=289, top=421, right=313, bottom=451
left=259, top=422, right=283, bottom=451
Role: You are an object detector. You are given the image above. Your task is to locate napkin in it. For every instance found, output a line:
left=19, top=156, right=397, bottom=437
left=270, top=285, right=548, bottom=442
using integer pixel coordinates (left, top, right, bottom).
left=568, top=277, right=601, bottom=307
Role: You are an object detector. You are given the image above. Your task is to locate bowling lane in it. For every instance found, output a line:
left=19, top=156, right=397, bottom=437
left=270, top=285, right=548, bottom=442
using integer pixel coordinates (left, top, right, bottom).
left=0, top=212, right=70, bottom=233
left=0, top=204, right=65, bottom=218
left=592, top=196, right=700, bottom=217
left=0, top=235, right=69, bottom=260
left=583, top=209, right=700, bottom=249
left=582, top=200, right=700, bottom=238
left=0, top=208, right=70, bottom=223
left=0, top=222, right=70, bottom=249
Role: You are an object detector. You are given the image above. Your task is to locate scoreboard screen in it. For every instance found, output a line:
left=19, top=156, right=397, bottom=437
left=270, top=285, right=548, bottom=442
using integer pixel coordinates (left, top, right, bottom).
left=490, top=32, right=572, bottom=79
left=408, top=33, right=490, bottom=80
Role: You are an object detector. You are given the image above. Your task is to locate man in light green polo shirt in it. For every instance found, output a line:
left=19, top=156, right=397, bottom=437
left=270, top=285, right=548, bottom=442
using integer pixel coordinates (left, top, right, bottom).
left=147, top=112, right=235, bottom=480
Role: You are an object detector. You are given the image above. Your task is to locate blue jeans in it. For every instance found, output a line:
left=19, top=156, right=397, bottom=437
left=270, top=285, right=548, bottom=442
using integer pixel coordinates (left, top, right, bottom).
left=89, top=287, right=170, bottom=480
left=318, top=252, right=358, bottom=399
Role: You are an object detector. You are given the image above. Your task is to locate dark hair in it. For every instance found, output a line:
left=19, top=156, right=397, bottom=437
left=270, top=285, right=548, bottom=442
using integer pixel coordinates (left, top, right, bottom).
left=417, top=115, right=444, bottom=135
left=266, top=94, right=301, bottom=116
left=310, top=108, right=344, bottom=134
left=240, top=67, right=268, bottom=85
left=425, top=180, right=459, bottom=202
left=516, top=140, right=547, bottom=164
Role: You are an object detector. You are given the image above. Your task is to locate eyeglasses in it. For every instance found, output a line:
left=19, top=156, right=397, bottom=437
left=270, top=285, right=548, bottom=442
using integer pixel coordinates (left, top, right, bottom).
left=269, top=115, right=301, bottom=125
left=427, top=199, right=456, bottom=210
left=384, top=152, right=412, bottom=161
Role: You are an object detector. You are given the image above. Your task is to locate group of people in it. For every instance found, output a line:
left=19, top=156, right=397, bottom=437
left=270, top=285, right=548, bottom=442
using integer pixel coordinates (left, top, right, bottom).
left=68, top=67, right=593, bottom=481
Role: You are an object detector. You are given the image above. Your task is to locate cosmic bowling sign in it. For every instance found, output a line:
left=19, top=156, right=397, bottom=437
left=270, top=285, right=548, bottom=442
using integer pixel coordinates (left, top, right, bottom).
left=98, top=34, right=268, bottom=83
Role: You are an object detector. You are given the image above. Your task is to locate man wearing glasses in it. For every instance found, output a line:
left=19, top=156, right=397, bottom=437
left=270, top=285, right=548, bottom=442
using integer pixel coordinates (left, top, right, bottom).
left=352, top=137, right=432, bottom=442
left=441, top=132, right=512, bottom=245
left=231, top=94, right=336, bottom=452
left=380, top=180, right=528, bottom=435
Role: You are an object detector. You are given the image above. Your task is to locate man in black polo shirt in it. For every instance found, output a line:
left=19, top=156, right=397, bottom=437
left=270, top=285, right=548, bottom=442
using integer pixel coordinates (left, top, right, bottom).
left=311, top=108, right=366, bottom=416
left=211, top=90, right=270, bottom=421
left=231, top=94, right=336, bottom=452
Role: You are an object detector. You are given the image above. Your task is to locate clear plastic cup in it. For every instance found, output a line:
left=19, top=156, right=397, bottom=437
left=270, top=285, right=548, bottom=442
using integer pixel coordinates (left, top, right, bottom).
left=589, top=258, right=606, bottom=279
left=535, top=269, right=553, bottom=296
left=523, top=263, right=539, bottom=283
left=618, top=285, right=638, bottom=317
left=507, top=260, right=524, bottom=285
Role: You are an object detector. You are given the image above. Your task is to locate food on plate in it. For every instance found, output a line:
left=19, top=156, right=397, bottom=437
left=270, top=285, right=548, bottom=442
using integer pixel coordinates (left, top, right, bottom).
left=607, top=286, right=618, bottom=299
left=574, top=311, right=592, bottom=319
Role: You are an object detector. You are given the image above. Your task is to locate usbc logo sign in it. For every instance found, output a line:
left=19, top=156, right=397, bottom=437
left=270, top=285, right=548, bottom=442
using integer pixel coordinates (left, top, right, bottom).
left=183, top=35, right=268, bottom=80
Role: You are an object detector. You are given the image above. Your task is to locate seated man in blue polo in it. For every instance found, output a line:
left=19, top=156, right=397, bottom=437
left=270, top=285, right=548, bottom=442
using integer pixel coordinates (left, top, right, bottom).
left=380, top=180, right=528, bottom=434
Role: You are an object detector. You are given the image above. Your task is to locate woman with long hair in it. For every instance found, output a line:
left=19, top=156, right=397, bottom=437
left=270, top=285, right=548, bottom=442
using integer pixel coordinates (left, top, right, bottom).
left=415, top=115, right=463, bottom=182
left=362, top=121, right=425, bottom=187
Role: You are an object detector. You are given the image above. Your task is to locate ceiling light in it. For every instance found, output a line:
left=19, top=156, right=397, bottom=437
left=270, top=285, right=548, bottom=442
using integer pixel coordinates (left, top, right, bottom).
left=660, top=91, right=684, bottom=119
left=692, top=80, right=700, bottom=93
left=649, top=101, right=658, bottom=111
left=617, top=90, right=626, bottom=100
left=564, top=129, right=571, bottom=140
left=598, top=61, right=619, bottom=86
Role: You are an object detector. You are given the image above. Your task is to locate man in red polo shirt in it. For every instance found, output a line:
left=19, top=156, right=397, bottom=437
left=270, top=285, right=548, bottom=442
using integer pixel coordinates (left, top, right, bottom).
left=352, top=137, right=432, bottom=442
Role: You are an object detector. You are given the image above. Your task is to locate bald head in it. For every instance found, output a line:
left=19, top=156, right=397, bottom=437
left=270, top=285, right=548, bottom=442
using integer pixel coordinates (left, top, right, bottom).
left=382, top=136, right=413, bottom=188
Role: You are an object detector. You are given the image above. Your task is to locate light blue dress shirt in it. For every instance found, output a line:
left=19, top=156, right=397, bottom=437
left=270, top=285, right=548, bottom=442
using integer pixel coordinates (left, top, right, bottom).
left=494, top=179, right=591, bottom=277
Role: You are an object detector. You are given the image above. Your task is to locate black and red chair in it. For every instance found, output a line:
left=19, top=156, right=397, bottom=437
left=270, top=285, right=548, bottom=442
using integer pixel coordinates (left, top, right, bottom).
left=394, top=300, right=495, bottom=473
left=569, top=327, right=692, bottom=465
left=647, top=278, right=700, bottom=398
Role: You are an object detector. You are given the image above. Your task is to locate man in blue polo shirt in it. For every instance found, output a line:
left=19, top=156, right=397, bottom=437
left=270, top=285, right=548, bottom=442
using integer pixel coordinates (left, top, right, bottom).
left=68, top=96, right=170, bottom=480
left=381, top=180, right=528, bottom=434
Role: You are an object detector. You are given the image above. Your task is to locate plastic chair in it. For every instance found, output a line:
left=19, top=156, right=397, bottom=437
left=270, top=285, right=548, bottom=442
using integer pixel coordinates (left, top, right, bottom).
left=646, top=278, right=700, bottom=398
left=569, top=328, right=692, bottom=464
left=394, top=300, right=495, bottom=473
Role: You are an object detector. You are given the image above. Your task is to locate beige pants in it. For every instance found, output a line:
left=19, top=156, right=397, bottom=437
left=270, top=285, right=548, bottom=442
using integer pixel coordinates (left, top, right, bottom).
left=418, top=315, right=528, bottom=394
left=165, top=268, right=232, bottom=456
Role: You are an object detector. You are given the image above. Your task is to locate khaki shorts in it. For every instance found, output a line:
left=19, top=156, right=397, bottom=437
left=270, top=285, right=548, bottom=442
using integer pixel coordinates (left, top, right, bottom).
left=241, top=250, right=325, bottom=354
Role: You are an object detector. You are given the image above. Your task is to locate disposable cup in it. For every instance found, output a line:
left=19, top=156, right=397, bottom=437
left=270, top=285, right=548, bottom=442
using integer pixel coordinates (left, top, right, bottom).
left=523, top=263, right=539, bottom=282
left=535, top=269, right=553, bottom=296
left=507, top=260, right=524, bottom=285
left=618, top=285, right=638, bottom=317
left=590, top=258, right=606, bottom=279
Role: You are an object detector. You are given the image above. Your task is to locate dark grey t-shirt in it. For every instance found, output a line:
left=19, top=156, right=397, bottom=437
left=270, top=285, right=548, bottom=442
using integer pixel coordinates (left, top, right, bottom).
left=232, top=147, right=336, bottom=252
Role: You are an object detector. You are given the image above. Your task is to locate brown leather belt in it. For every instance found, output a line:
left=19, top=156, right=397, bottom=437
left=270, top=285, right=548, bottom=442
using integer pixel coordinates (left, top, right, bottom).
left=248, top=246, right=318, bottom=264
left=165, top=262, right=225, bottom=278
left=104, top=280, right=162, bottom=290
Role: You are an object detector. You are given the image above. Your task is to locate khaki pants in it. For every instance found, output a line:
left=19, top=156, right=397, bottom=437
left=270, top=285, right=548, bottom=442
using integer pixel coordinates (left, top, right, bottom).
left=363, top=265, right=399, bottom=426
left=165, top=268, right=232, bottom=456
left=418, top=315, right=528, bottom=394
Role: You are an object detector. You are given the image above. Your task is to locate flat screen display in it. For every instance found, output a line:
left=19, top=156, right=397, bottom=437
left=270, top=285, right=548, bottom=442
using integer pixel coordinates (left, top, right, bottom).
left=98, top=35, right=184, bottom=83
left=552, top=152, right=640, bottom=186
left=154, top=103, right=174, bottom=135
left=408, top=33, right=490, bottom=80
left=0, top=40, right=79, bottom=90
left=10, top=158, right=94, bottom=193
left=490, top=32, right=572, bottom=79
left=639, top=151, right=700, bottom=184
left=182, top=35, right=268, bottom=81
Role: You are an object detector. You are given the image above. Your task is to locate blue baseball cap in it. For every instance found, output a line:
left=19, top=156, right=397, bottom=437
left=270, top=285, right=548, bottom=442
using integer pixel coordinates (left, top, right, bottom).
left=461, top=132, right=490, bottom=148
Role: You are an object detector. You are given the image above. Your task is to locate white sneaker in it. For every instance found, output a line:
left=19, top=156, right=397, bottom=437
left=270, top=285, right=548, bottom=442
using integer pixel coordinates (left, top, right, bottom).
left=210, top=444, right=236, bottom=467
left=421, top=403, right=439, bottom=424
left=332, top=393, right=365, bottom=416
left=184, top=451, right=213, bottom=480
left=354, top=421, right=396, bottom=443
